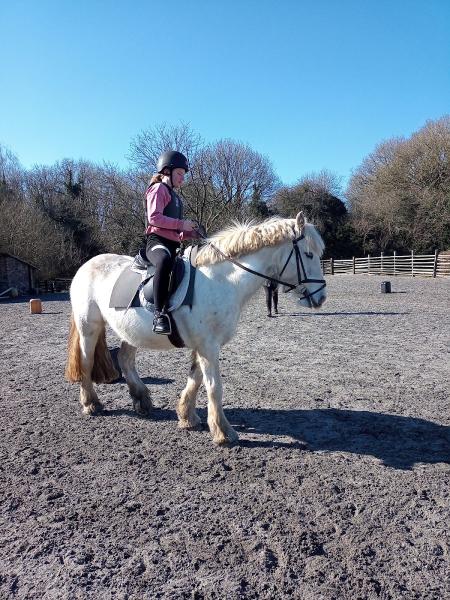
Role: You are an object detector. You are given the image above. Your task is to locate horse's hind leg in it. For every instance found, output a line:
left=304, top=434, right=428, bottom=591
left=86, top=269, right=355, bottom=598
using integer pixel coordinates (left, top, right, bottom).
left=78, top=320, right=105, bottom=415
left=177, top=351, right=202, bottom=430
left=118, top=341, right=153, bottom=415
left=197, top=347, right=238, bottom=445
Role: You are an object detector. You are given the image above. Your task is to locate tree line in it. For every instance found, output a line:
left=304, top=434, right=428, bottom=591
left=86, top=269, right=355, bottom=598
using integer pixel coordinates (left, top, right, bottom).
left=1, top=117, right=449, bottom=279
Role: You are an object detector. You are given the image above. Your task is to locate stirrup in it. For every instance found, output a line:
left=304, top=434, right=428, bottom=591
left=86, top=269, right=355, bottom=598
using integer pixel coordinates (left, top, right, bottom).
left=152, top=311, right=171, bottom=335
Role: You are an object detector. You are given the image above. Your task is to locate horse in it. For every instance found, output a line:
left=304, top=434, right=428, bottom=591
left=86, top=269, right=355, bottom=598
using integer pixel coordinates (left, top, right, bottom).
left=65, top=212, right=327, bottom=445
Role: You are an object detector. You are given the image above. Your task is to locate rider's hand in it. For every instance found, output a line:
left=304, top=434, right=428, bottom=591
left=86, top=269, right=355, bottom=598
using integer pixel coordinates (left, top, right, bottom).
left=184, top=219, right=198, bottom=231
left=195, top=224, right=207, bottom=238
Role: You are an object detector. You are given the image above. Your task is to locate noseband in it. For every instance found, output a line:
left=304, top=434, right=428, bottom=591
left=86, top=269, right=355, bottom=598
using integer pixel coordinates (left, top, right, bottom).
left=203, top=233, right=327, bottom=303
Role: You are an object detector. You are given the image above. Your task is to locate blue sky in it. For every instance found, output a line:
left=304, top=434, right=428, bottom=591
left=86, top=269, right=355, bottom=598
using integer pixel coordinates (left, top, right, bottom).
left=1, top=0, right=449, bottom=189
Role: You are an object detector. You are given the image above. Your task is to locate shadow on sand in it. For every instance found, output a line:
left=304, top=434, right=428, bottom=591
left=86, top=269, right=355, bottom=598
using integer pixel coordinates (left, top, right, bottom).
left=110, top=376, right=174, bottom=386
left=281, top=311, right=411, bottom=317
left=100, top=405, right=450, bottom=471
left=0, top=293, right=70, bottom=304
left=228, top=407, right=450, bottom=470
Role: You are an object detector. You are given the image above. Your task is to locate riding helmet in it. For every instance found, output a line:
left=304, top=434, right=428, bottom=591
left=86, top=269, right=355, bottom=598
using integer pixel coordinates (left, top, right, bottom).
left=157, top=150, right=189, bottom=173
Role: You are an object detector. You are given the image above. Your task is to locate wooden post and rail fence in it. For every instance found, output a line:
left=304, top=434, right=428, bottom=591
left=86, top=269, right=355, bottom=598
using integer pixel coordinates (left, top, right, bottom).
left=37, top=278, right=73, bottom=293
left=321, top=250, right=450, bottom=278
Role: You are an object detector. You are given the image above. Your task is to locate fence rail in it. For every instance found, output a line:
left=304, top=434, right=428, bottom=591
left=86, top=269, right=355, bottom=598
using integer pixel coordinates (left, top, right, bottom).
left=38, top=278, right=72, bottom=293
left=322, top=251, right=450, bottom=278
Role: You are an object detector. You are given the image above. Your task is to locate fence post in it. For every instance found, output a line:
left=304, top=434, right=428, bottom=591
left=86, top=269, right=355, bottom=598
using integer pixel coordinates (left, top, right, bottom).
left=330, top=258, right=334, bottom=275
left=393, top=251, right=396, bottom=275
left=411, top=250, right=414, bottom=277
left=368, top=254, right=370, bottom=274
left=381, top=251, right=384, bottom=274
left=433, top=250, right=438, bottom=278
left=352, top=256, right=355, bottom=274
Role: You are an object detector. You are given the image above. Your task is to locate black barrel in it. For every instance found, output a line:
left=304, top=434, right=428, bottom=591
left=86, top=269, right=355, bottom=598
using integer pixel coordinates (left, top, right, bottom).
left=381, top=281, right=391, bottom=293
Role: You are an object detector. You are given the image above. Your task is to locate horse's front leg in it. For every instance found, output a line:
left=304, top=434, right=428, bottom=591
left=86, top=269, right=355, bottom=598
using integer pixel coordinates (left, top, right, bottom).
left=197, top=348, right=238, bottom=445
left=177, top=351, right=202, bottom=430
left=117, top=341, right=153, bottom=415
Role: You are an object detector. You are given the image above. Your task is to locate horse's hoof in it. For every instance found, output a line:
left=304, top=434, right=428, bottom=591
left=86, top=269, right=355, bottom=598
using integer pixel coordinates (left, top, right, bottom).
left=178, top=413, right=202, bottom=430
left=213, top=430, right=239, bottom=446
left=183, top=425, right=204, bottom=432
left=133, top=400, right=152, bottom=416
left=82, top=402, right=104, bottom=416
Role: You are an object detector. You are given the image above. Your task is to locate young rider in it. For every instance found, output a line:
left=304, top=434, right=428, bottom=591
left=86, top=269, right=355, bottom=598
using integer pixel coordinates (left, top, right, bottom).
left=145, top=150, right=199, bottom=334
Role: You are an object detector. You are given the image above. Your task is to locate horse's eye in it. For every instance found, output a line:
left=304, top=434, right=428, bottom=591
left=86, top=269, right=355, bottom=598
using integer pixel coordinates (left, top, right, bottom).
left=305, top=252, right=313, bottom=259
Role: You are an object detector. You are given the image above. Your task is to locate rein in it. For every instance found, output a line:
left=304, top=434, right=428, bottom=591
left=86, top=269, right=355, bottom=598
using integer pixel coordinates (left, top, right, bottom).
left=197, top=230, right=326, bottom=302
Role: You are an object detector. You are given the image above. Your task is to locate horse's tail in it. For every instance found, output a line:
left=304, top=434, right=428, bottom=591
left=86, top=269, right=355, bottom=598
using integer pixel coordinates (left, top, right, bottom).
left=65, top=313, right=119, bottom=384
left=65, top=314, right=82, bottom=382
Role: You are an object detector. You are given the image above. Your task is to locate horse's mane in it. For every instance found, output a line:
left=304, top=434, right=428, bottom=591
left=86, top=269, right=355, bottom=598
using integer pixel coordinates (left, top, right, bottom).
left=196, top=217, right=325, bottom=266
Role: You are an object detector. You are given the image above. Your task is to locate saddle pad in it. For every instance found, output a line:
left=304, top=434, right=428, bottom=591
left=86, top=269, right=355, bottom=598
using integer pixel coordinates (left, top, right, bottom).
left=109, top=265, right=142, bottom=308
left=109, top=258, right=191, bottom=310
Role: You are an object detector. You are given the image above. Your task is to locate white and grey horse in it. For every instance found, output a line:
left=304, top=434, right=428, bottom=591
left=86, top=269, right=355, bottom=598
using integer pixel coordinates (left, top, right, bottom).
left=65, top=212, right=326, bottom=445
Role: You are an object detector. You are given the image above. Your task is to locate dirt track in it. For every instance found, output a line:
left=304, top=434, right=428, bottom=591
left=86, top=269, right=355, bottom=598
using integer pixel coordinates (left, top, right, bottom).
left=1, top=275, right=449, bottom=599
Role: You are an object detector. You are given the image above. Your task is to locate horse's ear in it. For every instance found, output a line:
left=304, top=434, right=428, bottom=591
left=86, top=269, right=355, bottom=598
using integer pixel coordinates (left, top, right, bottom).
left=296, top=211, right=306, bottom=232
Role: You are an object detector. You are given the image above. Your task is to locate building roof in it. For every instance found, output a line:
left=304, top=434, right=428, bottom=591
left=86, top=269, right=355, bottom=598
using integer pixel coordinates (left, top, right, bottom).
left=0, top=253, right=39, bottom=270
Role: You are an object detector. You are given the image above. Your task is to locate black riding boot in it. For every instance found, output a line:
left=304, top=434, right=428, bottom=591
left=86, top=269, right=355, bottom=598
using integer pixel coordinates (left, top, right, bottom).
left=264, top=286, right=273, bottom=317
left=153, top=311, right=171, bottom=335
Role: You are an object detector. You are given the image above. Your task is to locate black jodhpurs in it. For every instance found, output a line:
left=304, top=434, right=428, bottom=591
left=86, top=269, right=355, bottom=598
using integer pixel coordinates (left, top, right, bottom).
left=146, top=238, right=178, bottom=312
left=264, top=284, right=278, bottom=314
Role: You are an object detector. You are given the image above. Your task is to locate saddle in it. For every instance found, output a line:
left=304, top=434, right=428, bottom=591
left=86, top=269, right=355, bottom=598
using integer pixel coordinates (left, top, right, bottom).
left=109, top=246, right=200, bottom=348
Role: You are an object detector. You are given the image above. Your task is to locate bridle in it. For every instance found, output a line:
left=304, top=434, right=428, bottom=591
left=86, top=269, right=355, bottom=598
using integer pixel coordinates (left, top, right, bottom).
left=198, top=230, right=327, bottom=303
left=278, top=233, right=327, bottom=301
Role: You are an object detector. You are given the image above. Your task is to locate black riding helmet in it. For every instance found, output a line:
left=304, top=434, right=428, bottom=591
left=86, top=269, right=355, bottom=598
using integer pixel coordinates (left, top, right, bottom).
left=157, top=150, right=189, bottom=174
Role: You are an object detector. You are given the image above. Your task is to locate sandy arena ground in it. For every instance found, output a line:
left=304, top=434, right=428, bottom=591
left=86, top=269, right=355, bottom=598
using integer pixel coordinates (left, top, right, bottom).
left=0, top=275, right=449, bottom=599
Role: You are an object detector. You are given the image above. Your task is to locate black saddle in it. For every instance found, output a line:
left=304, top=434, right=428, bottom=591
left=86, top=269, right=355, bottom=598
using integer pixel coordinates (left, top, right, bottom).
left=132, top=248, right=153, bottom=272
left=130, top=249, right=186, bottom=307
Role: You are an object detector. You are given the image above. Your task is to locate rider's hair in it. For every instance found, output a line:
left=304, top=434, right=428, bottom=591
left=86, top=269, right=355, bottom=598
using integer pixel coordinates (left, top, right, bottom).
left=148, top=173, right=165, bottom=186
left=148, top=167, right=171, bottom=187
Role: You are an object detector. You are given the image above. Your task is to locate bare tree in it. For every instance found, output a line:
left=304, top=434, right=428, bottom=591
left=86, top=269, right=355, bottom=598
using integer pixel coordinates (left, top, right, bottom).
left=298, top=168, right=343, bottom=198
left=272, top=169, right=344, bottom=224
left=127, top=122, right=203, bottom=176
left=270, top=169, right=359, bottom=258
left=347, top=116, right=450, bottom=253
left=183, top=139, right=279, bottom=231
left=99, top=164, right=146, bottom=254
left=0, top=144, right=23, bottom=195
